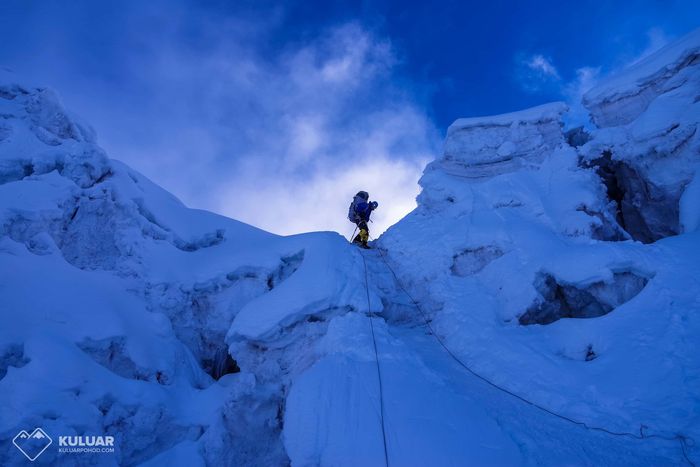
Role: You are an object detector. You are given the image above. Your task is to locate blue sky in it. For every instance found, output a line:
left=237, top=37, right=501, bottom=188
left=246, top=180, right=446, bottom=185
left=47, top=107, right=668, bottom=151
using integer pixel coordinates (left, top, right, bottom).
left=1, top=0, right=699, bottom=236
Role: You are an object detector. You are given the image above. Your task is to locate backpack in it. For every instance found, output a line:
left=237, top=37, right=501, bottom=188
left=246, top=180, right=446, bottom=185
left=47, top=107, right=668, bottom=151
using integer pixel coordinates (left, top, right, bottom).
left=348, top=200, right=356, bottom=222
left=348, top=200, right=358, bottom=222
left=348, top=192, right=370, bottom=223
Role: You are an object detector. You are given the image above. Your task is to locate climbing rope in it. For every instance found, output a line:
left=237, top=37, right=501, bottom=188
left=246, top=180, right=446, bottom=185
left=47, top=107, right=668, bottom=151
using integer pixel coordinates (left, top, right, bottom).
left=368, top=242, right=695, bottom=467
left=360, top=252, right=390, bottom=467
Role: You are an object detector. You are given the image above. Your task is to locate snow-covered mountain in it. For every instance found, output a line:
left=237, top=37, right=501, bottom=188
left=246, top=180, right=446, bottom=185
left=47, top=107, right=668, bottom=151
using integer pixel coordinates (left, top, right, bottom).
left=1, top=28, right=698, bottom=466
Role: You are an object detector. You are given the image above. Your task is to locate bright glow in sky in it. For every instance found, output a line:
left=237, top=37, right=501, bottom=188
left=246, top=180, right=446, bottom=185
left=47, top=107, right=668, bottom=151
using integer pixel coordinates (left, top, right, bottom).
left=1, top=0, right=698, bottom=236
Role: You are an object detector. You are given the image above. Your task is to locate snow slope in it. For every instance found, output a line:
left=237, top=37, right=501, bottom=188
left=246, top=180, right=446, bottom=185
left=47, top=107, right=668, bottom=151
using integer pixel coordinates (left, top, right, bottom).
left=1, top=27, right=699, bottom=467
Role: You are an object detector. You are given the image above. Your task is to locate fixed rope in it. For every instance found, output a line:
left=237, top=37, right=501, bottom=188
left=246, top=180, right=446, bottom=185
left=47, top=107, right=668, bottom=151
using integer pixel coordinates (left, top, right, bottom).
left=369, top=243, right=695, bottom=467
left=360, top=252, right=390, bottom=467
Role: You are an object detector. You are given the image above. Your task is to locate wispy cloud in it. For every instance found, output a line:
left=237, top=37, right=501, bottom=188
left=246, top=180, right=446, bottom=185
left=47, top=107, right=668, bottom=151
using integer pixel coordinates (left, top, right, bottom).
left=516, top=53, right=561, bottom=92
left=526, top=54, right=560, bottom=79
left=204, top=22, right=438, bottom=236
left=4, top=1, right=440, bottom=237
left=180, top=22, right=439, bottom=236
left=516, top=27, right=673, bottom=128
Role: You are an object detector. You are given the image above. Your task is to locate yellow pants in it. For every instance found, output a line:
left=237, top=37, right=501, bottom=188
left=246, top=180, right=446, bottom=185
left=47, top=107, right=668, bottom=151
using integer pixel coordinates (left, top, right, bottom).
left=359, top=228, right=369, bottom=243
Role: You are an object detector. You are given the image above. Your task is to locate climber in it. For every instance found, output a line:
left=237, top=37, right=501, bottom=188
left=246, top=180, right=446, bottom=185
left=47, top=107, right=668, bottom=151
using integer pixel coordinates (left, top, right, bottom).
left=348, top=191, right=379, bottom=248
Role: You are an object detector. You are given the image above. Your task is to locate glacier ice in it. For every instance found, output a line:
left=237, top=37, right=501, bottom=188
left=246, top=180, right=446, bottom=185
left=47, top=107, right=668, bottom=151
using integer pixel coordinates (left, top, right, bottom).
left=579, top=27, right=700, bottom=243
left=519, top=271, right=650, bottom=325
left=378, top=27, right=700, bottom=467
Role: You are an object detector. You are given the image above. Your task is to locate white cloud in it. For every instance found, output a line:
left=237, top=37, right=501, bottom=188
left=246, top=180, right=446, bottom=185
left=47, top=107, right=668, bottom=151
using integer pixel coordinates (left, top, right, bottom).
left=520, top=27, right=673, bottom=128
left=526, top=54, right=560, bottom=79
left=90, top=15, right=440, bottom=237
left=287, top=116, right=324, bottom=162
left=221, top=155, right=429, bottom=237
left=516, top=53, right=561, bottom=92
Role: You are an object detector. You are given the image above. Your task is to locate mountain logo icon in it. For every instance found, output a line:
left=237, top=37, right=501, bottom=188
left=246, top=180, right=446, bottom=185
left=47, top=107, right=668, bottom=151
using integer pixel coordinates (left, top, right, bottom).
left=13, top=428, right=53, bottom=461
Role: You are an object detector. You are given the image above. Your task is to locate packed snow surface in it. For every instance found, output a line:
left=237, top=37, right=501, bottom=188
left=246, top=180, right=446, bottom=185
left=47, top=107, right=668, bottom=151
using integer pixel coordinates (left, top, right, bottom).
left=1, top=27, right=699, bottom=467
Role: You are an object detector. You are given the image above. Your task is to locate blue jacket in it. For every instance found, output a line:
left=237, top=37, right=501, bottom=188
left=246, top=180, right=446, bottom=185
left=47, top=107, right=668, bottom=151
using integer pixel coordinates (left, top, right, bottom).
left=348, top=196, right=377, bottom=223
